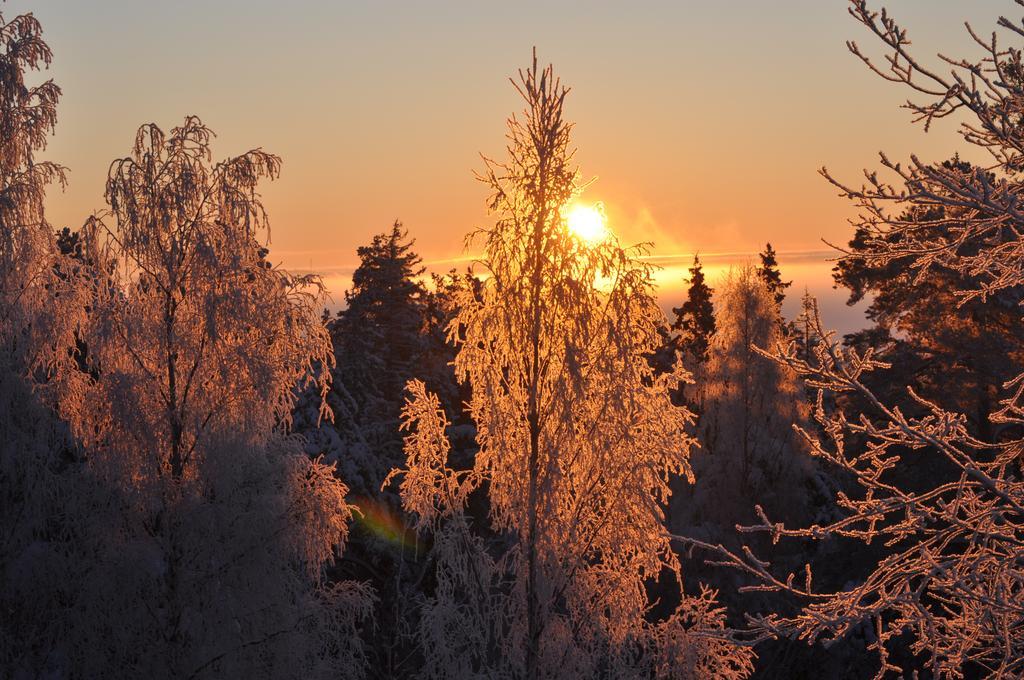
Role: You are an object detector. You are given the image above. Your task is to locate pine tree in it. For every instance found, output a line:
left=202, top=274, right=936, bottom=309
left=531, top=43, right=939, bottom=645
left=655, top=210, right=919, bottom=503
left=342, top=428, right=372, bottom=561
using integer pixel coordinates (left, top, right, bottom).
left=652, top=255, right=716, bottom=406
left=832, top=157, right=1024, bottom=440
left=337, top=221, right=425, bottom=403
left=673, top=255, right=716, bottom=367
left=388, top=53, right=753, bottom=680
left=325, top=221, right=428, bottom=492
left=756, top=242, right=791, bottom=308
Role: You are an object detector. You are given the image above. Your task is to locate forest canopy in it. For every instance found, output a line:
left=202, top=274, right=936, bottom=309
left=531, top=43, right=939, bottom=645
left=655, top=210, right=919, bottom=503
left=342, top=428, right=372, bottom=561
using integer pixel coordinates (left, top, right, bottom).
left=3, top=2, right=1024, bottom=679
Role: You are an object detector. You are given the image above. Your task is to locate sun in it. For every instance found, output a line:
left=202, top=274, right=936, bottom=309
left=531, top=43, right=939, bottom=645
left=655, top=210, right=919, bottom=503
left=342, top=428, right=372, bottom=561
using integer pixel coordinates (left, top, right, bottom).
left=566, top=202, right=608, bottom=245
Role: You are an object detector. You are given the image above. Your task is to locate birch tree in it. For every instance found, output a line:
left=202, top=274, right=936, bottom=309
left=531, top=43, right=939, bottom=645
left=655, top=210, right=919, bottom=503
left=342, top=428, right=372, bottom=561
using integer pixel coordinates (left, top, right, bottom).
left=0, top=11, right=67, bottom=366
left=51, top=117, right=370, bottom=679
left=0, top=0, right=60, bottom=660
left=677, top=265, right=818, bottom=534
left=388, top=53, right=753, bottom=679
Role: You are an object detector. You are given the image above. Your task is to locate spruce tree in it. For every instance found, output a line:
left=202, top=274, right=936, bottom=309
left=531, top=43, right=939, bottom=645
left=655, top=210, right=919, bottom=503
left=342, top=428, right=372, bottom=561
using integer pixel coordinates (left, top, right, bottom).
left=671, top=254, right=716, bottom=367
left=652, top=255, right=716, bottom=407
left=757, top=242, right=791, bottom=308
left=329, top=221, right=427, bottom=491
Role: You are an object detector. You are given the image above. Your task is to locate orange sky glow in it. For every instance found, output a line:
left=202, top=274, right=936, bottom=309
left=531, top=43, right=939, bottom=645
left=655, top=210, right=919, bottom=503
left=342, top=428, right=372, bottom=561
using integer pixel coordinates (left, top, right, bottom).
left=17, top=1, right=1007, bottom=332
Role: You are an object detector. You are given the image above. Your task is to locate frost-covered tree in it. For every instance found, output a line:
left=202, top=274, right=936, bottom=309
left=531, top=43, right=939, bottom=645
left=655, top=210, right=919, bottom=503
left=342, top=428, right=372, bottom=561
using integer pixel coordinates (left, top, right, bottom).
left=0, top=6, right=63, bottom=348
left=668, top=269, right=832, bottom=677
left=791, top=288, right=821, bottom=367
left=387, top=54, right=754, bottom=679
left=834, top=157, right=1024, bottom=440
left=0, top=11, right=65, bottom=358
left=0, top=10, right=81, bottom=384
left=672, top=265, right=817, bottom=536
left=0, top=10, right=91, bottom=674
left=50, top=117, right=370, bottom=679
left=682, top=3, right=1024, bottom=677
left=419, top=267, right=480, bottom=426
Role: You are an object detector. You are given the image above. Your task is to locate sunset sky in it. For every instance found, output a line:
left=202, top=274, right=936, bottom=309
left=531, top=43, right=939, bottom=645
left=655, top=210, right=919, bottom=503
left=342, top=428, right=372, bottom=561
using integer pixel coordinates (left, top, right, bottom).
left=21, top=1, right=1005, bottom=331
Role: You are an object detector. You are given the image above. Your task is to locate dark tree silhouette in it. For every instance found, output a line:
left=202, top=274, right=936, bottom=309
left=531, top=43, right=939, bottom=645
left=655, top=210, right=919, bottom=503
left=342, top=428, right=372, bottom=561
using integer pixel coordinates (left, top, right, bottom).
left=757, top=242, right=791, bottom=308
left=652, top=255, right=717, bottom=407
left=834, top=158, right=1024, bottom=441
left=328, top=221, right=428, bottom=491
left=673, top=254, right=716, bottom=368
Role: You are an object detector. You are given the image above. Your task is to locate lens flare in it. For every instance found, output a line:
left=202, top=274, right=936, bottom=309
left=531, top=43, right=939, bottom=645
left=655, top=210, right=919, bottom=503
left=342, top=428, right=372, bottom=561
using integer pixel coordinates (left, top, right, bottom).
left=351, top=495, right=421, bottom=552
left=566, top=203, right=608, bottom=245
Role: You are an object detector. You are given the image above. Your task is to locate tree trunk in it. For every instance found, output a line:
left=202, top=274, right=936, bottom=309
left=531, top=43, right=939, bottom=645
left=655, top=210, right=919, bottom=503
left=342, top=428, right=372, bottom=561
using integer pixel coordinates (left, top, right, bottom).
left=165, top=290, right=183, bottom=479
left=524, top=172, right=549, bottom=679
